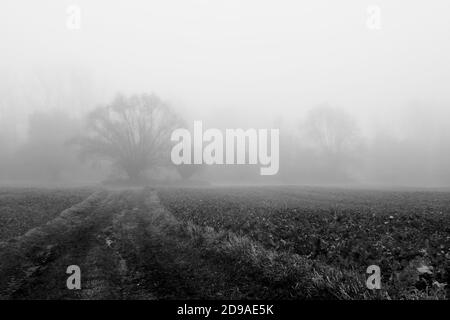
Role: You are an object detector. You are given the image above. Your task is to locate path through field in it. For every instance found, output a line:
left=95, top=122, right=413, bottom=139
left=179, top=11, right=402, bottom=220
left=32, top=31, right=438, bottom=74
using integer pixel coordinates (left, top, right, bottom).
left=1, top=187, right=448, bottom=300
left=0, top=188, right=283, bottom=300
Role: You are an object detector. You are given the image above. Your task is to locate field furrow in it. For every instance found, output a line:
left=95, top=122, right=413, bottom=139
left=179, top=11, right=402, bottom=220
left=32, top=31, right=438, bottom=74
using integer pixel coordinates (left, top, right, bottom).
left=0, top=186, right=448, bottom=300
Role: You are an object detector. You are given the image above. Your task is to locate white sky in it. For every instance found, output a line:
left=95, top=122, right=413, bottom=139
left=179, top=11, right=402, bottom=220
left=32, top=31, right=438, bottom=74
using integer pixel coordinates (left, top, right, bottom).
left=1, top=0, right=450, bottom=135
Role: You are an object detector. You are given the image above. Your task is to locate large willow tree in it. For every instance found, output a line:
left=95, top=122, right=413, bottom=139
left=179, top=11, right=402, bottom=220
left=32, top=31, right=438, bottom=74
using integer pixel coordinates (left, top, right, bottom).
left=77, top=93, right=181, bottom=181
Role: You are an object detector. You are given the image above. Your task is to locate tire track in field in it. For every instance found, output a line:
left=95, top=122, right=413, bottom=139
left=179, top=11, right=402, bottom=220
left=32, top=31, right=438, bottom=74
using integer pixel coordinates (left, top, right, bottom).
left=0, top=190, right=158, bottom=299
left=117, top=189, right=296, bottom=299
left=1, top=187, right=356, bottom=300
left=103, top=188, right=250, bottom=299
left=0, top=187, right=243, bottom=299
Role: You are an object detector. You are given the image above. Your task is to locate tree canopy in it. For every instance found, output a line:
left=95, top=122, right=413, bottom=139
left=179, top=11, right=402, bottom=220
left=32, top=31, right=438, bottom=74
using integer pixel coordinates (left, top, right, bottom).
left=77, top=93, right=181, bottom=181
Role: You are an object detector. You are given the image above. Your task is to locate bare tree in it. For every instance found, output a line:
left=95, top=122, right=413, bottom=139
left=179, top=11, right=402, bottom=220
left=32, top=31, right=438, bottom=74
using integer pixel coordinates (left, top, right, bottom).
left=303, top=103, right=360, bottom=156
left=15, top=110, right=81, bottom=181
left=76, top=93, right=181, bottom=181
left=302, top=103, right=362, bottom=181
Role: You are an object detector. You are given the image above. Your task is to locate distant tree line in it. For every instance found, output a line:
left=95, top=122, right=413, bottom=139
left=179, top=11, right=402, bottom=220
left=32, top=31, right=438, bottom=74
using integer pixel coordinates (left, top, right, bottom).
left=1, top=92, right=450, bottom=187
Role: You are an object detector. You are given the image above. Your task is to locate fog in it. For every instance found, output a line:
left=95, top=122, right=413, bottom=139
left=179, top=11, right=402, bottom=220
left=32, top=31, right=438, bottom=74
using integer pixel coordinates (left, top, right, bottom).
left=1, top=0, right=450, bottom=187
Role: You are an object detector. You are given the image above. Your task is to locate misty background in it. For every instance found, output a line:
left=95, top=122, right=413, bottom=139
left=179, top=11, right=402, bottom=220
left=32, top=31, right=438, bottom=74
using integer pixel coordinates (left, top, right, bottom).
left=1, top=0, right=450, bottom=187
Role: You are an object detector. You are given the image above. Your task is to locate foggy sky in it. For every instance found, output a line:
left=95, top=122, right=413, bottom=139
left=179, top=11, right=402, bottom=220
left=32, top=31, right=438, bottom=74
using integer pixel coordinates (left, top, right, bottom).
left=1, top=1, right=450, bottom=184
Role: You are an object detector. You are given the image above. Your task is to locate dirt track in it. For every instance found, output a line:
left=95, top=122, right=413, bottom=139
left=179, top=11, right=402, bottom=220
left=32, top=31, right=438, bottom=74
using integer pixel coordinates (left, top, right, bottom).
left=0, top=188, right=266, bottom=300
